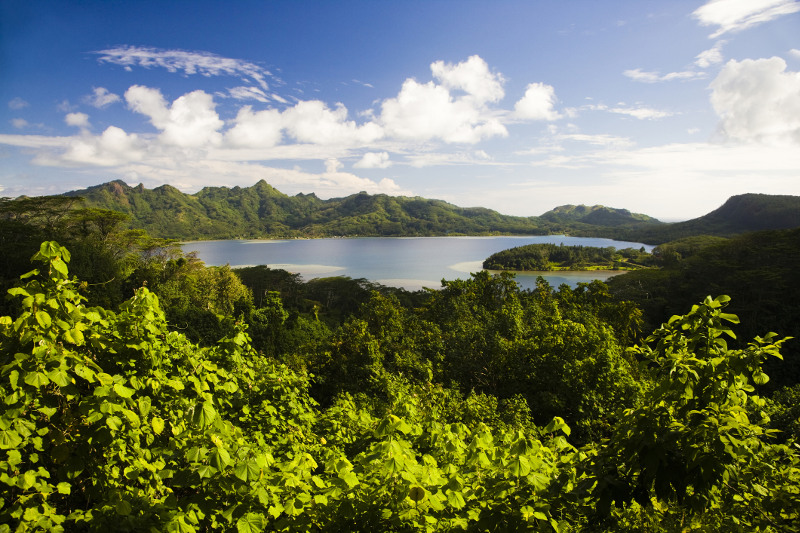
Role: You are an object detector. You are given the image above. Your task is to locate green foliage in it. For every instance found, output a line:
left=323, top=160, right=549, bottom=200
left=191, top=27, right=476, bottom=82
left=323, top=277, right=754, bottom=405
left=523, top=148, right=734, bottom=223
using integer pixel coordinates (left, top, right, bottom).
left=2, top=242, right=798, bottom=532
left=593, top=295, right=799, bottom=530
left=484, top=243, right=654, bottom=271
left=608, top=228, right=800, bottom=390
left=66, top=180, right=554, bottom=239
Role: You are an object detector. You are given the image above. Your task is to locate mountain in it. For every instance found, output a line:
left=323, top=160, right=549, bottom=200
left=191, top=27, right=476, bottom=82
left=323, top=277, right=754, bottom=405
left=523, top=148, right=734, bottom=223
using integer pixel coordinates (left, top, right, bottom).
left=619, top=194, right=800, bottom=244
left=540, top=204, right=661, bottom=227
left=57, top=182, right=800, bottom=243
left=63, top=180, right=550, bottom=239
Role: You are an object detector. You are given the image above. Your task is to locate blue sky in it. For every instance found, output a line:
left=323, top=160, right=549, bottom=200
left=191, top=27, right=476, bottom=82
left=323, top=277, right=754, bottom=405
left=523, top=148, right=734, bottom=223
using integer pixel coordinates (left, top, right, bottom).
left=1, top=0, right=799, bottom=220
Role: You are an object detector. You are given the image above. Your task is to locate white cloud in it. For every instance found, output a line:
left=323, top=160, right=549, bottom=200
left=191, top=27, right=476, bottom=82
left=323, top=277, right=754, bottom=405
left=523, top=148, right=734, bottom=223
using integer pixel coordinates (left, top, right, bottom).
left=95, top=45, right=278, bottom=91
left=125, top=85, right=224, bottom=148
left=710, top=57, right=800, bottom=144
left=695, top=41, right=726, bottom=68
left=354, top=151, right=392, bottom=169
left=380, top=78, right=507, bottom=144
left=790, top=49, right=800, bottom=58
left=56, top=100, right=75, bottom=113
left=559, top=133, right=634, bottom=148
left=405, top=150, right=506, bottom=168
left=8, top=97, right=29, bottom=110
left=282, top=100, right=383, bottom=145
left=224, top=86, right=272, bottom=103
left=623, top=68, right=706, bottom=83
left=513, top=83, right=561, bottom=120
left=11, top=118, right=29, bottom=129
left=65, top=112, right=90, bottom=128
left=84, top=87, right=121, bottom=108
left=693, top=0, right=800, bottom=38
left=225, top=106, right=282, bottom=148
left=44, top=126, right=144, bottom=167
left=325, top=158, right=343, bottom=173
left=609, top=106, right=672, bottom=120
left=518, top=141, right=800, bottom=219
left=430, top=55, right=505, bottom=105
left=584, top=103, right=672, bottom=120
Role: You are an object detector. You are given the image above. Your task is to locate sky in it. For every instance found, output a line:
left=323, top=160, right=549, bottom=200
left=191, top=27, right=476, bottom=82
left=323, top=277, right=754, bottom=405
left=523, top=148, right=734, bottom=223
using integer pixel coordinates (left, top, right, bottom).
left=1, top=0, right=799, bottom=221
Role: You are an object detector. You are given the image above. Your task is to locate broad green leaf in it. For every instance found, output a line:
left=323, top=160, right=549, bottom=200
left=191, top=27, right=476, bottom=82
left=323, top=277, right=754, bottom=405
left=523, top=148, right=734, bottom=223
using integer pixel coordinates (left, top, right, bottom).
left=209, top=447, right=231, bottom=471
left=35, top=310, right=51, bottom=328
left=236, top=513, right=265, bottom=533
left=113, top=383, right=135, bottom=398
left=409, top=486, right=426, bottom=502
left=446, top=490, right=466, bottom=509
left=24, top=372, right=50, bottom=388
left=47, top=369, right=71, bottom=387
left=192, top=401, right=217, bottom=428
left=152, top=417, right=165, bottom=435
left=57, top=482, right=71, bottom=495
left=116, top=500, right=132, bottom=516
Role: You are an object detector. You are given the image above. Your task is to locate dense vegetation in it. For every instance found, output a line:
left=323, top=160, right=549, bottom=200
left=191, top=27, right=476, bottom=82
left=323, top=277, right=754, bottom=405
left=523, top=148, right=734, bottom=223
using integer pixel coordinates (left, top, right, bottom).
left=2, top=194, right=800, bottom=531
left=52, top=181, right=799, bottom=243
left=2, top=241, right=798, bottom=532
left=61, top=180, right=560, bottom=239
left=483, top=244, right=654, bottom=271
left=614, top=194, right=800, bottom=244
left=608, top=227, right=800, bottom=391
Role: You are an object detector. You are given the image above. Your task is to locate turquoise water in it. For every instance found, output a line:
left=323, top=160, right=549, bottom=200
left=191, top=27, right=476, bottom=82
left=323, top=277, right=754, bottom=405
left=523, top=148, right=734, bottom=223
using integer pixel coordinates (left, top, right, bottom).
left=183, top=235, right=654, bottom=291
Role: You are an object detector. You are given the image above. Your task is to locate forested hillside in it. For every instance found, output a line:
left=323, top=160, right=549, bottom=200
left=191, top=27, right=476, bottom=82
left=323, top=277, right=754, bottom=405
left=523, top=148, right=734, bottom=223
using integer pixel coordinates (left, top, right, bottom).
left=54, top=181, right=799, bottom=243
left=617, top=193, right=800, bottom=243
left=62, top=180, right=555, bottom=239
left=1, top=195, right=799, bottom=531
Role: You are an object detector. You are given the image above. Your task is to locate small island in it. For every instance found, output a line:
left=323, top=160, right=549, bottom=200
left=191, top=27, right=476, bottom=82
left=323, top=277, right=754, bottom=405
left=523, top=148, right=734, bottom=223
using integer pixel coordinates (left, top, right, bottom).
left=483, top=243, right=654, bottom=271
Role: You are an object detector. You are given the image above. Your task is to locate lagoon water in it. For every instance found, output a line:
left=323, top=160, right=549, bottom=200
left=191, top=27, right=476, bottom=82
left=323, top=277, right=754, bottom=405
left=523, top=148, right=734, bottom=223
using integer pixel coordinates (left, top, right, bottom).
left=183, top=236, right=655, bottom=291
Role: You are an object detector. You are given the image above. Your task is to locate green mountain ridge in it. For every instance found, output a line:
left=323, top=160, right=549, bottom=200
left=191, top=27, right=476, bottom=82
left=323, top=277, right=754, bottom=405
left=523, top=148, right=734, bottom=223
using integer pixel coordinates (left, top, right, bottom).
left=617, top=193, right=800, bottom=243
left=540, top=204, right=661, bottom=227
left=55, top=180, right=800, bottom=243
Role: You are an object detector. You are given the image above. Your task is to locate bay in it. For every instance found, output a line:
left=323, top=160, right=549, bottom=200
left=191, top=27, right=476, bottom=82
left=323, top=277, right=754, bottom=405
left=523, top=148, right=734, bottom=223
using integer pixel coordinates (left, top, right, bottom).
left=183, top=236, right=655, bottom=291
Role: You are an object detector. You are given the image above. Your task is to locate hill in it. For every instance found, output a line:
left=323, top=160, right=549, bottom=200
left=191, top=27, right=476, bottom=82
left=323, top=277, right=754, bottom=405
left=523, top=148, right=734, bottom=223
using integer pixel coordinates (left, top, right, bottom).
left=62, top=180, right=552, bottom=239
left=618, top=194, right=800, bottom=244
left=540, top=204, right=661, bottom=227
left=50, top=182, right=800, bottom=243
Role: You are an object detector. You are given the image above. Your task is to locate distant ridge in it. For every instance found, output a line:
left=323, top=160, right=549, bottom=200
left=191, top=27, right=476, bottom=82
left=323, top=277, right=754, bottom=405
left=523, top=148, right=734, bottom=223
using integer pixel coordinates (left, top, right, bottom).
left=62, top=180, right=553, bottom=239
left=619, top=193, right=800, bottom=243
left=55, top=181, right=800, bottom=243
left=540, top=204, right=661, bottom=227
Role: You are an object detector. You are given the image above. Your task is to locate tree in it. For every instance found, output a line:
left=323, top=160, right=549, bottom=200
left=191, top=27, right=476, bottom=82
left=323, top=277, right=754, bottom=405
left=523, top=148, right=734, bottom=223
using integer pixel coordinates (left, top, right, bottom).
left=593, top=296, right=799, bottom=530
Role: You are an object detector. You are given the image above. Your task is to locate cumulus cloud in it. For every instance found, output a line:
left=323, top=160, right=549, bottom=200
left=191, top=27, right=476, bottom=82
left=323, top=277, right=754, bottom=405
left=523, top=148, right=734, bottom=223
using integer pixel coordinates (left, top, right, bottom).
left=354, top=151, right=392, bottom=169
left=710, top=56, right=800, bottom=144
left=65, top=112, right=90, bottom=128
left=623, top=69, right=706, bottom=83
left=695, top=41, right=726, bottom=68
left=430, top=55, right=505, bottom=104
left=790, top=49, right=800, bottom=58
left=380, top=62, right=508, bottom=144
left=325, top=158, right=343, bottom=174
left=95, top=46, right=278, bottom=92
left=84, top=87, right=121, bottom=108
left=11, top=118, right=29, bottom=129
left=46, top=126, right=144, bottom=167
left=8, top=97, right=29, bottom=110
left=693, top=0, right=800, bottom=38
left=225, top=106, right=282, bottom=148
left=513, top=83, right=561, bottom=120
left=282, top=100, right=383, bottom=145
left=125, top=85, right=224, bottom=148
